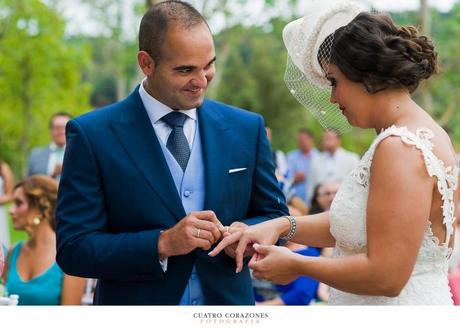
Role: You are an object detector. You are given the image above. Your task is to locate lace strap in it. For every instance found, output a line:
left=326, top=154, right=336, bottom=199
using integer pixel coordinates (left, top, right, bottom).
left=363, top=126, right=459, bottom=245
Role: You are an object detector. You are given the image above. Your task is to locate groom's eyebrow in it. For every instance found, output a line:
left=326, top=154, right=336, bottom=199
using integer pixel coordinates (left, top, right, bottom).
left=207, top=57, right=217, bottom=66
left=173, top=57, right=216, bottom=71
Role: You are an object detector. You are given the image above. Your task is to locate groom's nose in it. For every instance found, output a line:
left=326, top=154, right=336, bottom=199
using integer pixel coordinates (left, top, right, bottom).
left=190, top=70, right=208, bottom=89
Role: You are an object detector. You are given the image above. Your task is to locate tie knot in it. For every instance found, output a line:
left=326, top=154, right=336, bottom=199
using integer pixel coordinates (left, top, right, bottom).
left=162, top=111, right=188, bottom=128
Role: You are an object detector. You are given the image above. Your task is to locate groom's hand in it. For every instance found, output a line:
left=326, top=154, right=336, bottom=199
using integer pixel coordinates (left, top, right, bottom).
left=158, top=210, right=223, bottom=259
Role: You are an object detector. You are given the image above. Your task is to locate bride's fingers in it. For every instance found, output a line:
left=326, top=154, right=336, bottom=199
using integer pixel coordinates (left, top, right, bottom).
left=252, top=270, right=266, bottom=281
left=235, top=236, right=252, bottom=273
left=248, top=253, right=259, bottom=267
left=208, top=231, right=242, bottom=257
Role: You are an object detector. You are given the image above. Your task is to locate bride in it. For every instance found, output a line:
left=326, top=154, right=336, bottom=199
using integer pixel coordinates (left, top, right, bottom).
left=209, top=0, right=459, bottom=305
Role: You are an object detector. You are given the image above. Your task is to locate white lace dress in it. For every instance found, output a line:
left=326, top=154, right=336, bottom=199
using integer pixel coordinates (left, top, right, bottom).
left=328, top=126, right=459, bottom=305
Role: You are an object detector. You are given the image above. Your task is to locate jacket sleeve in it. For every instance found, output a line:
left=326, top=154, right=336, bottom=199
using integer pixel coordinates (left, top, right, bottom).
left=243, top=114, right=289, bottom=226
left=27, top=149, right=37, bottom=177
left=56, top=119, right=166, bottom=281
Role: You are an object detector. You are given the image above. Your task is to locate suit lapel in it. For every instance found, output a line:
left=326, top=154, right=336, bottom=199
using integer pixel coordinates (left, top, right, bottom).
left=198, top=100, right=233, bottom=211
left=110, top=88, right=185, bottom=220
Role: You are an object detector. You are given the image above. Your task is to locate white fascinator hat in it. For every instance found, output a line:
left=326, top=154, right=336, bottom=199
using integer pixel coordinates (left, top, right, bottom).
left=282, top=0, right=367, bottom=133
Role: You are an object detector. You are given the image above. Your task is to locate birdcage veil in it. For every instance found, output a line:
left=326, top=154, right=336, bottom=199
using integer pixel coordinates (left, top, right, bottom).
left=282, top=0, right=366, bottom=134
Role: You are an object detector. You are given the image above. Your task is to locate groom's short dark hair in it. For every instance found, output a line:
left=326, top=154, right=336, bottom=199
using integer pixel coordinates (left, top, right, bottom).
left=139, top=0, right=210, bottom=62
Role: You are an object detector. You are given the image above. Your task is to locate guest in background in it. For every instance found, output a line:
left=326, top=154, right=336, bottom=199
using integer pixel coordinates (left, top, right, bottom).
left=265, top=127, right=289, bottom=180
left=265, top=126, right=294, bottom=202
left=0, top=158, right=14, bottom=247
left=1, top=175, right=85, bottom=305
left=286, top=128, right=318, bottom=205
left=307, top=130, right=359, bottom=205
left=27, top=112, right=72, bottom=180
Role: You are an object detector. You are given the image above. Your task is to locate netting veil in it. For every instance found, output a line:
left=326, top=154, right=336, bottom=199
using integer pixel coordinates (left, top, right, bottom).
left=282, top=0, right=366, bottom=134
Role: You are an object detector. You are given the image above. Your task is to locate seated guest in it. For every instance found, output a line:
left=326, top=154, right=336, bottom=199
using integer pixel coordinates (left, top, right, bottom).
left=1, top=176, right=85, bottom=305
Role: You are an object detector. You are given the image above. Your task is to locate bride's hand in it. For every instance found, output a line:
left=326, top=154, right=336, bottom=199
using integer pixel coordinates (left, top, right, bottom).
left=209, top=219, right=285, bottom=273
left=220, top=222, right=253, bottom=259
left=249, top=244, right=300, bottom=285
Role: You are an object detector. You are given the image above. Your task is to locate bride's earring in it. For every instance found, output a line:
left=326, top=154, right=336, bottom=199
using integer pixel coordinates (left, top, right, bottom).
left=31, top=217, right=41, bottom=226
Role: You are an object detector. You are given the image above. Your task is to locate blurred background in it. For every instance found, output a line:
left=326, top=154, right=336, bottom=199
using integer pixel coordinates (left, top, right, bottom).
left=1, top=0, right=460, bottom=242
left=2, top=0, right=460, bottom=173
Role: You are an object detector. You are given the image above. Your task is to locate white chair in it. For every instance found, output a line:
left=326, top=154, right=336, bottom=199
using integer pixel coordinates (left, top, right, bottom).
left=0, top=294, right=19, bottom=306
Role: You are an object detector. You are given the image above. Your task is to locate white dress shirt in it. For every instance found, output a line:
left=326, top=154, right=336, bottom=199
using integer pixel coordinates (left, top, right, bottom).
left=47, top=143, right=66, bottom=176
left=139, top=79, right=197, bottom=148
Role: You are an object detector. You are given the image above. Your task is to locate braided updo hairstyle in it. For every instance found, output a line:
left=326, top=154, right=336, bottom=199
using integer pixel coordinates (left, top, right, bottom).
left=323, top=12, right=438, bottom=93
left=15, top=175, right=58, bottom=231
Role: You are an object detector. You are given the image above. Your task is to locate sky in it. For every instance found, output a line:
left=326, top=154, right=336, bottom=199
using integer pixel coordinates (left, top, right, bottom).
left=368, top=0, right=456, bottom=12
left=58, top=0, right=459, bottom=37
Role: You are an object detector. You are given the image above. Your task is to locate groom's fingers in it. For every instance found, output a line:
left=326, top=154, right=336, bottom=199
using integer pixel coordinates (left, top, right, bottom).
left=191, top=211, right=223, bottom=241
left=192, top=220, right=220, bottom=243
left=194, top=229, right=215, bottom=246
left=193, top=210, right=223, bottom=228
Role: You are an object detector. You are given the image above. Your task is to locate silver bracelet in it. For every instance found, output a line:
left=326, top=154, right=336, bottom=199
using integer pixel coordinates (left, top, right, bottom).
left=280, top=215, right=296, bottom=241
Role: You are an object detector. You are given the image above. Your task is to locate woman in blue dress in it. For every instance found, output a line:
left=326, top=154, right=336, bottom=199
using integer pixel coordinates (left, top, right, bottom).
left=1, top=175, right=85, bottom=305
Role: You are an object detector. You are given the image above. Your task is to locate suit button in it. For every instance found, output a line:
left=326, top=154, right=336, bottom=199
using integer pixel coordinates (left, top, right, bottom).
left=183, top=190, right=192, bottom=197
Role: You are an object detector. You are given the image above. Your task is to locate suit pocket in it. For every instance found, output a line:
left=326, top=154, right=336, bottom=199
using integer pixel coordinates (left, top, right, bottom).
left=222, top=165, right=252, bottom=217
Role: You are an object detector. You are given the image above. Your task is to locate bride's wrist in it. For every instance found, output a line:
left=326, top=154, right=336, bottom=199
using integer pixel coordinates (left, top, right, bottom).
left=277, top=215, right=296, bottom=240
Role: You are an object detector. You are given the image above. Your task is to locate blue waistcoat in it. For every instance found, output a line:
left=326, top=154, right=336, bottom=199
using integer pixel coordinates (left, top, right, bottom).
left=159, top=119, right=205, bottom=305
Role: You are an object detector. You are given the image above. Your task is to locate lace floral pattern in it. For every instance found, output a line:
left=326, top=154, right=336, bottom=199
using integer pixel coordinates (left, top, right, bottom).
left=328, top=126, right=458, bottom=305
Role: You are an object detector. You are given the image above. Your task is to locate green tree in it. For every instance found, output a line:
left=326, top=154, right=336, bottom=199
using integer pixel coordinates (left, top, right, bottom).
left=393, top=5, right=460, bottom=148
left=80, top=0, right=140, bottom=101
left=0, top=0, right=91, bottom=176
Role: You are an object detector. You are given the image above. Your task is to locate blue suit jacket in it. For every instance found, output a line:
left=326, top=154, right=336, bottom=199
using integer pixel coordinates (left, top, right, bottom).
left=55, top=87, right=288, bottom=305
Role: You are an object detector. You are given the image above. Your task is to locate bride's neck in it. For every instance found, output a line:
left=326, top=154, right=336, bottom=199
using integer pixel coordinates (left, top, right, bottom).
left=372, top=90, right=418, bottom=133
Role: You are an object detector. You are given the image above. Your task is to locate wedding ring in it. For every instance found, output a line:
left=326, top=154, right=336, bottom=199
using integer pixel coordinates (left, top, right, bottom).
left=197, top=228, right=201, bottom=238
left=225, top=226, right=230, bottom=233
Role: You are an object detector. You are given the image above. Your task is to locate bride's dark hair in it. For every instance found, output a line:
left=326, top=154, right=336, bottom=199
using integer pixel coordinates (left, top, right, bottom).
left=320, top=12, right=438, bottom=93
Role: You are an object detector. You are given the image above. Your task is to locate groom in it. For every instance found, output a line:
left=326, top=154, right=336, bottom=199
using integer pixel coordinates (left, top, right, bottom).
left=55, top=0, right=288, bottom=305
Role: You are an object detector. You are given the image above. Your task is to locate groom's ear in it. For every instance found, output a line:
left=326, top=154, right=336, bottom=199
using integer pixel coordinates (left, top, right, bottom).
left=137, top=51, right=156, bottom=76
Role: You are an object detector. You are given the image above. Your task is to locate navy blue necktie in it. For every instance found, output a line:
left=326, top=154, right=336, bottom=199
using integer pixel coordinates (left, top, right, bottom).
left=162, top=112, right=191, bottom=171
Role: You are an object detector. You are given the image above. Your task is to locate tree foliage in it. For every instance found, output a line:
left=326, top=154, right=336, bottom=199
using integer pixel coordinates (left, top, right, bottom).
left=393, top=4, right=460, bottom=149
left=0, top=0, right=91, bottom=176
